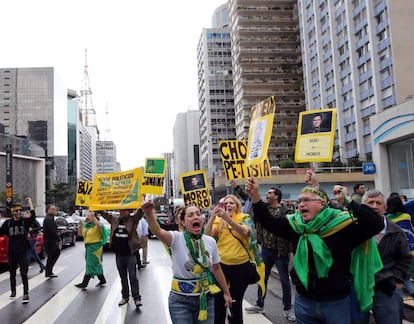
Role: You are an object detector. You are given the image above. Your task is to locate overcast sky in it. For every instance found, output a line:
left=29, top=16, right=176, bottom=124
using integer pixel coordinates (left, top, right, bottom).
left=0, top=0, right=226, bottom=171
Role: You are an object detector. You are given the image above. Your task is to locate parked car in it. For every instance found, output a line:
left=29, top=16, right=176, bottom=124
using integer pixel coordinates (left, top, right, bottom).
left=148, top=213, right=178, bottom=238
left=37, top=216, right=77, bottom=250
left=0, top=217, right=45, bottom=264
left=66, top=215, right=86, bottom=240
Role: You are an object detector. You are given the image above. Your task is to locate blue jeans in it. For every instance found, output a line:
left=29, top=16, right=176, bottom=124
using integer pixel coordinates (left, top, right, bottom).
left=169, top=291, right=214, bottom=324
left=294, top=293, right=351, bottom=324
left=115, top=254, right=140, bottom=300
left=27, top=239, right=44, bottom=267
left=360, top=288, right=404, bottom=324
left=257, top=246, right=292, bottom=310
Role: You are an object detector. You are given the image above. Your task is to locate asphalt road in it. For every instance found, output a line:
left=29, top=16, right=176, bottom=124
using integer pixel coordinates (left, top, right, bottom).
left=1, top=238, right=413, bottom=323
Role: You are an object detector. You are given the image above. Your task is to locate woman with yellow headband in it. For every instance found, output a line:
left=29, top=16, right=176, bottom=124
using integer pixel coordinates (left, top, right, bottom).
left=245, top=177, right=384, bottom=324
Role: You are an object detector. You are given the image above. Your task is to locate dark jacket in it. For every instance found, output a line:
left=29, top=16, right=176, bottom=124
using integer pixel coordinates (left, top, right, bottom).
left=0, top=210, right=35, bottom=255
left=43, top=214, right=60, bottom=246
left=375, top=219, right=412, bottom=295
left=102, top=210, right=141, bottom=255
left=252, top=200, right=384, bottom=302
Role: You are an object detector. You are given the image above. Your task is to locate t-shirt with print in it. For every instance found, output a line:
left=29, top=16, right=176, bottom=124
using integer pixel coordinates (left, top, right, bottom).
left=112, top=219, right=131, bottom=256
left=170, top=231, right=220, bottom=279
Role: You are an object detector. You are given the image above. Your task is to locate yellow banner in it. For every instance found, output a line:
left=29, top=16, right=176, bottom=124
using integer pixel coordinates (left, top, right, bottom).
left=89, top=168, right=143, bottom=211
left=246, top=96, right=276, bottom=167
left=295, top=108, right=337, bottom=163
left=75, top=180, right=92, bottom=207
left=219, top=140, right=271, bottom=180
left=142, top=158, right=167, bottom=195
left=180, top=170, right=211, bottom=209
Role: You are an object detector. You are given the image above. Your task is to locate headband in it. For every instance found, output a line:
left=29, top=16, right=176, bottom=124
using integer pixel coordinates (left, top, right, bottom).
left=300, top=187, right=328, bottom=202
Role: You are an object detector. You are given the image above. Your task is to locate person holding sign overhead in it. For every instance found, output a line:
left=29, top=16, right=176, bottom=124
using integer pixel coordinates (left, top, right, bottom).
left=102, top=208, right=142, bottom=309
left=245, top=176, right=385, bottom=324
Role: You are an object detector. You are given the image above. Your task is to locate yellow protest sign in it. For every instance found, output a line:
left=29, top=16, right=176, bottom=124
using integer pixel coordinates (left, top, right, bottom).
left=246, top=96, right=276, bottom=167
left=75, top=180, right=92, bottom=207
left=142, top=158, right=166, bottom=195
left=295, top=108, right=337, bottom=163
left=180, top=170, right=211, bottom=209
left=219, top=140, right=271, bottom=180
left=89, top=168, right=143, bottom=211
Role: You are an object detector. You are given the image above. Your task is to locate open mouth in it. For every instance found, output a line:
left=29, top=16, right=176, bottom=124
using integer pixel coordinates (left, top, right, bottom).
left=192, top=221, right=201, bottom=231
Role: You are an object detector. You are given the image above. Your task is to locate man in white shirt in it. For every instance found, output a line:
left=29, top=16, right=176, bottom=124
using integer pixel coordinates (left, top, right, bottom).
left=137, top=216, right=149, bottom=266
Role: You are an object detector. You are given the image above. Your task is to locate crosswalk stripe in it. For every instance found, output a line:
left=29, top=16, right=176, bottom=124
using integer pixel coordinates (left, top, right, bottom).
left=23, top=270, right=84, bottom=324
left=0, top=266, right=65, bottom=309
left=94, top=279, right=126, bottom=324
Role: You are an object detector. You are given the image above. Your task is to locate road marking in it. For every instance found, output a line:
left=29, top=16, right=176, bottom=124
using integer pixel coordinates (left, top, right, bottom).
left=23, top=270, right=84, bottom=324
left=94, top=279, right=127, bottom=324
left=0, top=266, right=65, bottom=309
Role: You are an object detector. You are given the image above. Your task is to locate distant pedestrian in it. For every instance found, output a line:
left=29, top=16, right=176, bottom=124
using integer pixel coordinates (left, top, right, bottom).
left=0, top=198, right=36, bottom=304
left=351, top=183, right=366, bottom=204
left=245, top=176, right=384, bottom=324
left=103, top=208, right=142, bottom=308
left=137, top=215, right=149, bottom=266
left=75, top=210, right=109, bottom=289
left=26, top=199, right=45, bottom=273
left=142, top=200, right=232, bottom=323
left=43, top=204, right=61, bottom=278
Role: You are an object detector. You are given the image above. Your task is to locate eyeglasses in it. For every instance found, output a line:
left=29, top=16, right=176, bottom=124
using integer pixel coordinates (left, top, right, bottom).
left=297, top=197, right=322, bottom=204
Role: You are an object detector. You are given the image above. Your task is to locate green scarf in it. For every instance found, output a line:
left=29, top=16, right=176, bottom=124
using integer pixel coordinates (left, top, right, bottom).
left=288, top=207, right=382, bottom=312
left=83, top=221, right=109, bottom=246
left=288, top=207, right=350, bottom=289
left=183, top=229, right=220, bottom=321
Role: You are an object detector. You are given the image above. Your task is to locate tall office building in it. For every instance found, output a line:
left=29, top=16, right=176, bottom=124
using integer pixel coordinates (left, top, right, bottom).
left=298, top=0, right=414, bottom=163
left=198, top=3, right=236, bottom=179
left=172, top=110, right=201, bottom=198
left=96, top=140, right=119, bottom=174
left=0, top=67, right=67, bottom=191
left=67, top=89, right=97, bottom=182
left=228, top=0, right=305, bottom=166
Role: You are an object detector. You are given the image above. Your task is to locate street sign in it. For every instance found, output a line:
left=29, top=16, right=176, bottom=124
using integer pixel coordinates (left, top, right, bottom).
left=363, top=162, right=376, bottom=174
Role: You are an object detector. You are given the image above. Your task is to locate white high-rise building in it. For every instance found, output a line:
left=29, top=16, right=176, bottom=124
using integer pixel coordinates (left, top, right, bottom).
left=198, top=3, right=236, bottom=181
left=298, top=0, right=414, bottom=163
left=96, top=140, right=119, bottom=174
left=172, top=110, right=201, bottom=198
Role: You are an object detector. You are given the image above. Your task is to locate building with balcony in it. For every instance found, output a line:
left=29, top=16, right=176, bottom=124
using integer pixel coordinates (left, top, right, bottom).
left=198, top=3, right=236, bottom=179
left=228, top=0, right=305, bottom=166
left=298, top=0, right=414, bottom=164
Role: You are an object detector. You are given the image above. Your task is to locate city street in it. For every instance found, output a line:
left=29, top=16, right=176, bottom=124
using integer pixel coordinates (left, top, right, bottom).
left=1, top=239, right=413, bottom=323
left=0, top=239, right=273, bottom=323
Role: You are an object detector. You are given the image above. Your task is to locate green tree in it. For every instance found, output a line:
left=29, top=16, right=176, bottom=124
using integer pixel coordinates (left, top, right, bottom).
left=46, top=182, right=76, bottom=213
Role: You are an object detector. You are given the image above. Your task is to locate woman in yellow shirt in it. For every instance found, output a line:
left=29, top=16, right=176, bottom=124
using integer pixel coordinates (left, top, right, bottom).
left=205, top=195, right=263, bottom=324
left=75, top=211, right=109, bottom=289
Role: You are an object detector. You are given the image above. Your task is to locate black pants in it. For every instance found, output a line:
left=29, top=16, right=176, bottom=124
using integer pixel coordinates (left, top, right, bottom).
left=115, top=254, right=140, bottom=300
left=45, top=241, right=61, bottom=276
left=8, top=252, right=29, bottom=294
left=214, top=262, right=251, bottom=324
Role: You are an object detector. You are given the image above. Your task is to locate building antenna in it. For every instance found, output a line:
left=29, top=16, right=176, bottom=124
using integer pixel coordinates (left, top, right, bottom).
left=80, top=48, right=100, bottom=138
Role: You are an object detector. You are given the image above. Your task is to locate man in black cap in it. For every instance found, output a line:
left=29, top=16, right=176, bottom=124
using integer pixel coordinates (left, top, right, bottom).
left=0, top=198, right=36, bottom=304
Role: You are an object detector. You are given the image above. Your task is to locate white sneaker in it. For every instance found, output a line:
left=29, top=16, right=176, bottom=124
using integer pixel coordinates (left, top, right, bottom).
left=284, top=308, right=296, bottom=321
left=245, top=305, right=265, bottom=314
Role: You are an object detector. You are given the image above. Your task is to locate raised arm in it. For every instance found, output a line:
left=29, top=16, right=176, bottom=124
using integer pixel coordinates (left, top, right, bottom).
left=141, top=200, right=172, bottom=246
